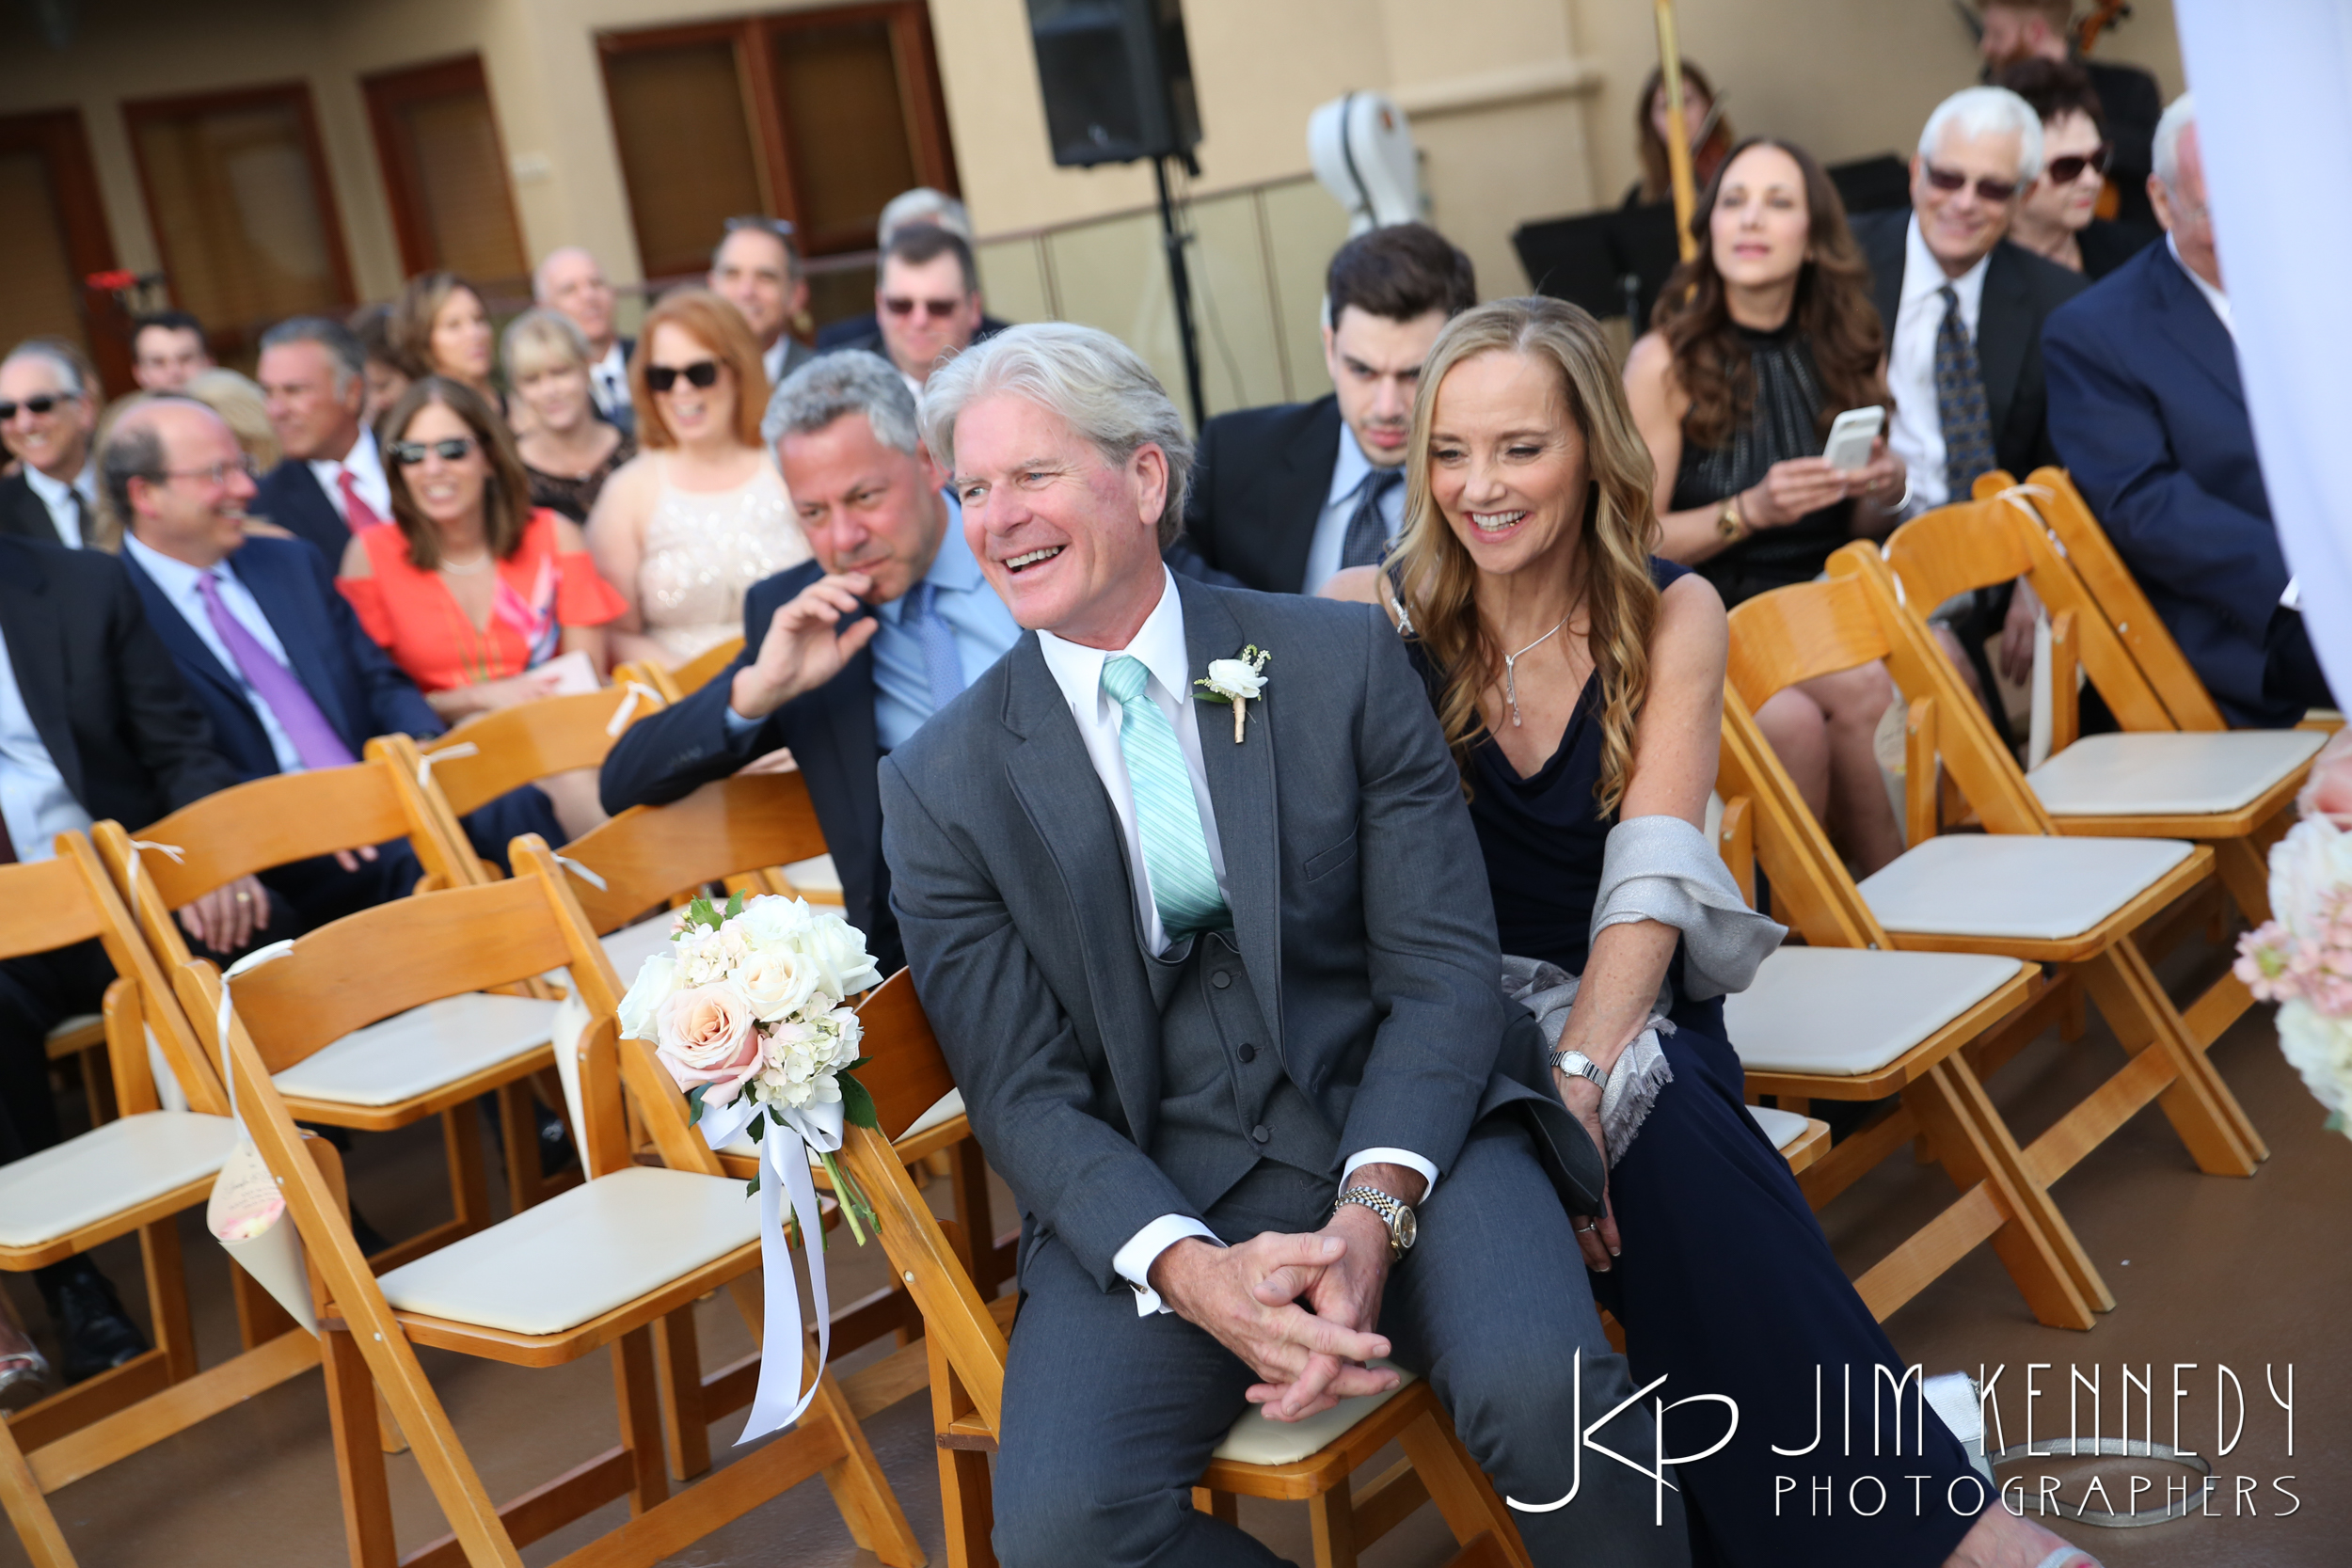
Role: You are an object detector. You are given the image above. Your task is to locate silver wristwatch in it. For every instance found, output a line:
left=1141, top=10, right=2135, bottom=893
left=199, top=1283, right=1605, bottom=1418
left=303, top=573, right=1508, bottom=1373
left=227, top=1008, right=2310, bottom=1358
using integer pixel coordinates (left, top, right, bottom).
left=1334, top=1185, right=1417, bottom=1259
left=1549, top=1049, right=1611, bottom=1092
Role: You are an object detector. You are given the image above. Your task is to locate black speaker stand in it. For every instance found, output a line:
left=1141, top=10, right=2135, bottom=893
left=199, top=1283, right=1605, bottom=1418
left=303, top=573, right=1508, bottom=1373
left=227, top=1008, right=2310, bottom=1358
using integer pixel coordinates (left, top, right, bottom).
left=1153, top=155, right=1208, bottom=431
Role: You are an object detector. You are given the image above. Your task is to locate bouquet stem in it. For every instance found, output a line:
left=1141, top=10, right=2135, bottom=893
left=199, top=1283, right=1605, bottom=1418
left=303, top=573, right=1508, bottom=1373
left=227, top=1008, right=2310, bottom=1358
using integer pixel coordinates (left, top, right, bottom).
left=818, top=1149, right=877, bottom=1246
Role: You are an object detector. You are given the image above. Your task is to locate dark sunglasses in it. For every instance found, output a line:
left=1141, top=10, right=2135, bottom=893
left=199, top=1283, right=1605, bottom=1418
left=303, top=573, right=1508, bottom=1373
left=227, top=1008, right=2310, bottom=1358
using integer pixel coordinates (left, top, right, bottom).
left=389, top=436, right=476, bottom=466
left=645, top=359, right=722, bottom=392
left=1923, top=164, right=2020, bottom=203
left=0, top=393, right=79, bottom=420
left=882, top=296, right=962, bottom=321
left=2043, top=145, right=2113, bottom=184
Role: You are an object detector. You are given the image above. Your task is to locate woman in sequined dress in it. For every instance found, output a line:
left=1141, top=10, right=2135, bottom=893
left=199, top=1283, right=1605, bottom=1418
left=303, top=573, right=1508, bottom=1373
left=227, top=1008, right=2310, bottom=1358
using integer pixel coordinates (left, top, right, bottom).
left=586, top=289, right=809, bottom=669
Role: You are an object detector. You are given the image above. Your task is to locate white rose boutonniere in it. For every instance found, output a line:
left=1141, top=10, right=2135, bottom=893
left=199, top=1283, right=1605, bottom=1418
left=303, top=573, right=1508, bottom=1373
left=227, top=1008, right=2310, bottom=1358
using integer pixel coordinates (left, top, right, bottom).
left=1195, top=644, right=1272, bottom=743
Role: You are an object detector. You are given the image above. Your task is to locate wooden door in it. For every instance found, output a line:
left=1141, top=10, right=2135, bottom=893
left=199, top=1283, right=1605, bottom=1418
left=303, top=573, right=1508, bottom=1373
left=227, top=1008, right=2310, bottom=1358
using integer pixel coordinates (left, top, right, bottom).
left=0, top=110, right=129, bottom=393
left=363, top=55, right=531, bottom=294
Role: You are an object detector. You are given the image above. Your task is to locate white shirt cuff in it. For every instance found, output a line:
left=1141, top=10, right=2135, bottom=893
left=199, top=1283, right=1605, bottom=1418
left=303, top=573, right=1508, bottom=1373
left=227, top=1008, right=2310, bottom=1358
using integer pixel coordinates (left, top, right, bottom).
left=1342, top=1148, right=1438, bottom=1200
left=1111, top=1214, right=1219, bottom=1316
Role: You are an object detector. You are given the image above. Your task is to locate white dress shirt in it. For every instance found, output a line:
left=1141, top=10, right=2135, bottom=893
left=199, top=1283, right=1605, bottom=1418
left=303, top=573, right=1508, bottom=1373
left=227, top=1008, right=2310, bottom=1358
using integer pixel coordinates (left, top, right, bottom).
left=1036, top=568, right=1435, bottom=1313
left=1300, top=425, right=1407, bottom=594
left=0, top=633, right=91, bottom=862
left=1885, top=214, right=1993, bottom=516
left=589, top=341, right=632, bottom=420
left=122, top=535, right=306, bottom=774
left=2169, top=233, right=2233, bottom=340
left=21, top=460, right=95, bottom=548
left=307, top=429, right=390, bottom=526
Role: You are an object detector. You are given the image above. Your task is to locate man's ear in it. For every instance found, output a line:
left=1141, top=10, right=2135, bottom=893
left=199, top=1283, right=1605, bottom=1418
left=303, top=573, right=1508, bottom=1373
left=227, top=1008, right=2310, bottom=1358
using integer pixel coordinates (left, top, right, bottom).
left=1131, top=442, right=1169, bottom=530
left=2146, top=173, right=2175, bottom=235
left=913, top=440, right=948, bottom=493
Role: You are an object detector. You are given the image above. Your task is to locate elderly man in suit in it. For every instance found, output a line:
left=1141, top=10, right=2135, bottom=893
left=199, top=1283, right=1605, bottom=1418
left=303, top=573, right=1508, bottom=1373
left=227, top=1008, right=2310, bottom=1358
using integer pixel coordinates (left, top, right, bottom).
left=251, top=317, right=392, bottom=563
left=882, top=323, right=1670, bottom=1566
left=1180, top=224, right=1476, bottom=594
left=0, top=340, right=100, bottom=548
left=536, top=246, right=635, bottom=436
left=599, top=351, right=1022, bottom=977
left=2044, top=96, right=2333, bottom=726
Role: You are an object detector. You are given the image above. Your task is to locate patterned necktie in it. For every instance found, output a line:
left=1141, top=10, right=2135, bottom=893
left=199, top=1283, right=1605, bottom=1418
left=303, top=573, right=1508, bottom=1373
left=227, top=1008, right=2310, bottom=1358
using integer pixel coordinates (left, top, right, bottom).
left=901, top=578, right=966, bottom=716
left=337, top=467, right=385, bottom=532
left=1932, top=284, right=1997, bottom=503
left=194, top=572, right=357, bottom=771
left=1101, top=655, right=1229, bottom=940
left=1339, top=467, right=1405, bottom=570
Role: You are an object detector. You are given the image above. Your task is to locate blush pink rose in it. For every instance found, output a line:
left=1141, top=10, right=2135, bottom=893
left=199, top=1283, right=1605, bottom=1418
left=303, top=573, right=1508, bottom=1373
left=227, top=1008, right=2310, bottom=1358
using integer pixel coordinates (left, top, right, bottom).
left=2301, top=729, right=2352, bottom=828
left=656, top=983, right=763, bottom=1103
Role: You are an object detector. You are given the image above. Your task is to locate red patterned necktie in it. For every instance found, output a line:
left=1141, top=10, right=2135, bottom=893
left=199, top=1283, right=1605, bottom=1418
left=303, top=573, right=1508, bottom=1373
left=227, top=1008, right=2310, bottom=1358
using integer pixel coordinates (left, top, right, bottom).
left=338, top=467, right=386, bottom=531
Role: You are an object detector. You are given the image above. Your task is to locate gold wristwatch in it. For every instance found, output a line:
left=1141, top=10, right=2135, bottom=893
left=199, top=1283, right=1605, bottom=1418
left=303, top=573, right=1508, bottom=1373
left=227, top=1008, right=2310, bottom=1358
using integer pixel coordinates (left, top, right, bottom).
left=1334, top=1186, right=1417, bottom=1260
left=1716, top=495, right=1747, bottom=543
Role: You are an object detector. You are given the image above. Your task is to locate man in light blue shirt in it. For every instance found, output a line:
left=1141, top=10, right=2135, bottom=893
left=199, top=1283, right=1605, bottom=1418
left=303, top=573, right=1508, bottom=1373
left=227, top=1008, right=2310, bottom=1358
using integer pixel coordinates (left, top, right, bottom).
left=600, top=352, right=1021, bottom=974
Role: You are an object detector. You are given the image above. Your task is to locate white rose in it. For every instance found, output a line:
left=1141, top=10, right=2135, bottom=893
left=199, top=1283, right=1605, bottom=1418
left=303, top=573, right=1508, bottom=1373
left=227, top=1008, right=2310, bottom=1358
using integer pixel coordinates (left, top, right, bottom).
left=2277, top=999, right=2352, bottom=1121
left=1204, top=657, right=1266, bottom=699
left=739, top=945, right=823, bottom=1024
left=803, top=912, right=883, bottom=1000
left=617, top=954, right=676, bottom=1042
left=738, top=894, right=813, bottom=947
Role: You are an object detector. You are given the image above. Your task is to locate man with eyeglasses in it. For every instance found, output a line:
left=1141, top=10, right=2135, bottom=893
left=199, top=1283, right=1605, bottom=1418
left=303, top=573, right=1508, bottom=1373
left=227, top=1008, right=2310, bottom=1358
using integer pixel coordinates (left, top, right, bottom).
left=0, top=340, right=102, bottom=548
left=709, top=217, right=815, bottom=390
left=2045, top=96, right=2335, bottom=727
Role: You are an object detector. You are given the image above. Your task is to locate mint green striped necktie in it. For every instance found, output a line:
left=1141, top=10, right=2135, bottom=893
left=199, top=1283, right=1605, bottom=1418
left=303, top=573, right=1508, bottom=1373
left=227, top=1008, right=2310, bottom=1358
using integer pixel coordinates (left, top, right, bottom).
left=1101, top=655, right=1229, bottom=940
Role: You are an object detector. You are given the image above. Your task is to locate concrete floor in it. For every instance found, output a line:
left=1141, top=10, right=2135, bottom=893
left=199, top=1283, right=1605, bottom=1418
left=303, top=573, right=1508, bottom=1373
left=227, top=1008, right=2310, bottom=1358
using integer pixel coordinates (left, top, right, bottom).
left=6, top=931, right=2348, bottom=1567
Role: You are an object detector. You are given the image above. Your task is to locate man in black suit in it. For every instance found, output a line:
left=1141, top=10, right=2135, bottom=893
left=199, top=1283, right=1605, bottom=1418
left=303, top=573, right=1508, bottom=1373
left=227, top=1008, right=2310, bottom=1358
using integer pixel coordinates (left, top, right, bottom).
left=252, top=318, right=390, bottom=563
left=600, top=353, right=1023, bottom=975
left=816, top=188, right=1011, bottom=358
left=129, top=309, right=215, bottom=392
left=1979, top=0, right=2163, bottom=230
left=536, top=247, right=635, bottom=436
left=1179, top=224, right=1476, bottom=594
left=711, top=218, right=817, bottom=390
left=0, top=525, right=250, bottom=1384
left=0, top=340, right=101, bottom=548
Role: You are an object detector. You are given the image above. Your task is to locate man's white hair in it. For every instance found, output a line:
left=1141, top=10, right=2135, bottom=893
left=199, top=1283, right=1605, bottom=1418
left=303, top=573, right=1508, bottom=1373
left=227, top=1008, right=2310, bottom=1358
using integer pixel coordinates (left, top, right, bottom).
left=2153, top=93, right=2196, bottom=194
left=1, top=341, right=83, bottom=396
left=881, top=188, right=972, bottom=245
left=1918, top=86, right=2045, bottom=183
left=532, top=245, right=598, bottom=304
left=920, top=323, right=1193, bottom=546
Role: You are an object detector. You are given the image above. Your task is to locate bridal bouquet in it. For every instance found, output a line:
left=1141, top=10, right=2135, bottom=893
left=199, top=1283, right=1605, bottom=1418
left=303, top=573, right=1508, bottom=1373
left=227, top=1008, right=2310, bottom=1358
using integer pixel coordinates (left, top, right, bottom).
left=617, top=891, right=884, bottom=1440
left=2234, top=730, right=2352, bottom=1139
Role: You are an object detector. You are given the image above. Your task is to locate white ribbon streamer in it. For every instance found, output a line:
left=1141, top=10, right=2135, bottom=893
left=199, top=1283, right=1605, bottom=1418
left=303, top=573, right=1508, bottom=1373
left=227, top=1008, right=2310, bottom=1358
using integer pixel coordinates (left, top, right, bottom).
left=128, top=838, right=186, bottom=872
left=416, top=741, right=480, bottom=788
left=695, top=1090, right=843, bottom=1443
left=551, top=854, right=609, bottom=892
left=605, top=682, right=665, bottom=737
left=215, top=942, right=297, bottom=1125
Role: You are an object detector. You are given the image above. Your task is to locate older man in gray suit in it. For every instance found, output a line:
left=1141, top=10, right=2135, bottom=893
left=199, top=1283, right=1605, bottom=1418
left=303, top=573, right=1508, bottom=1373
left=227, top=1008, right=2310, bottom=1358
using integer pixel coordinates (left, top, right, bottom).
left=877, top=323, right=1683, bottom=1566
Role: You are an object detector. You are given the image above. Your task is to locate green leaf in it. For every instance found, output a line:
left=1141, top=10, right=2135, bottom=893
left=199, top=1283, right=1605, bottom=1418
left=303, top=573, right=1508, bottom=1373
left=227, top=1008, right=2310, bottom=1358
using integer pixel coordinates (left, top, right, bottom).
left=685, top=1084, right=708, bottom=1126
left=687, top=894, right=720, bottom=931
left=843, top=1055, right=873, bottom=1070
left=840, top=1072, right=880, bottom=1131
left=746, top=1110, right=768, bottom=1143
left=723, top=888, right=746, bottom=922
left=744, top=1175, right=762, bottom=1199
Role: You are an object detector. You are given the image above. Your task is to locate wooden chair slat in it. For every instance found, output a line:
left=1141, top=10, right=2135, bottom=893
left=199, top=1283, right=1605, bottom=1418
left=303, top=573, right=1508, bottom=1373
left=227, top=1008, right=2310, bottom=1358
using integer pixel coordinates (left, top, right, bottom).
left=1722, top=572, right=1889, bottom=712
left=550, top=774, right=830, bottom=935
left=419, top=686, right=660, bottom=819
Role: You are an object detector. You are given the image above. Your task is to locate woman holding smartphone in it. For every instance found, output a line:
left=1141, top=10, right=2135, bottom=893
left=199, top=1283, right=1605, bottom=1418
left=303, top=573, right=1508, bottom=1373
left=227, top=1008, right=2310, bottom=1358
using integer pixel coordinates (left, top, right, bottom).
left=1625, top=137, right=1908, bottom=872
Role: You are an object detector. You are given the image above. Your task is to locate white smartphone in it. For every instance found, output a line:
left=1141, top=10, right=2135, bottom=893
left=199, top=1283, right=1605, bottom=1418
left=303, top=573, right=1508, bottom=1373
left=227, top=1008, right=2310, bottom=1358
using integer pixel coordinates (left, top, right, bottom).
left=1822, top=405, right=1885, bottom=472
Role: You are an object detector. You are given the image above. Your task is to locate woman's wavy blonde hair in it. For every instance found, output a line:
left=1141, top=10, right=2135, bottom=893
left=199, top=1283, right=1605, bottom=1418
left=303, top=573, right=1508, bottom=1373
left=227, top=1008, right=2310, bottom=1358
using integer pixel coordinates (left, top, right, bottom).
left=1389, top=297, right=1662, bottom=815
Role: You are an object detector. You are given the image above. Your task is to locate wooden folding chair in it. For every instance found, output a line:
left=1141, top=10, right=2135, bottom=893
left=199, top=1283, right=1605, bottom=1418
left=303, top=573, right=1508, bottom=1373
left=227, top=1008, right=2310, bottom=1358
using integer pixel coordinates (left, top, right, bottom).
left=40, top=1017, right=111, bottom=1128
left=1888, top=487, right=2322, bottom=1048
left=90, top=757, right=563, bottom=1262
left=1726, top=562, right=2267, bottom=1312
left=633, top=636, right=744, bottom=705
left=1, top=835, right=319, bottom=1568
left=525, top=776, right=1011, bottom=1299
left=173, top=859, right=920, bottom=1568
left=834, top=970, right=1534, bottom=1568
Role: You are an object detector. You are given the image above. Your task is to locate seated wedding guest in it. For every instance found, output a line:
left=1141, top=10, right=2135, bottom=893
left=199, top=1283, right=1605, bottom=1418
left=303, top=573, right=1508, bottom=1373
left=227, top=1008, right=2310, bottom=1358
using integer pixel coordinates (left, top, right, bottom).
left=339, top=377, right=624, bottom=723
left=1182, top=223, right=1475, bottom=594
left=129, top=309, right=215, bottom=391
left=1625, top=138, right=1909, bottom=873
left=349, top=304, right=409, bottom=431
left=503, top=309, right=635, bottom=521
left=0, top=523, right=248, bottom=1388
left=2046, top=96, right=2335, bottom=726
left=1624, top=58, right=1734, bottom=208
left=1979, top=0, right=2160, bottom=230
left=1325, top=296, right=2096, bottom=1568
left=253, top=316, right=391, bottom=562
left=1997, top=57, right=2155, bottom=278
left=815, top=188, right=1011, bottom=355
left=601, top=351, right=1021, bottom=974
left=586, top=289, right=804, bottom=668
left=0, top=339, right=100, bottom=546
left=390, top=271, right=499, bottom=410
left=709, top=217, right=814, bottom=390
left=534, top=246, right=634, bottom=435
left=892, top=318, right=1674, bottom=1566
left=870, top=224, right=986, bottom=396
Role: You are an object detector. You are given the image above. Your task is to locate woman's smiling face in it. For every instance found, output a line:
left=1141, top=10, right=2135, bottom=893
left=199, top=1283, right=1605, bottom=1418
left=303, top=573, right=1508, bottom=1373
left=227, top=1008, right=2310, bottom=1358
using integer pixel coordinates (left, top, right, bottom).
left=1427, top=348, right=1590, bottom=583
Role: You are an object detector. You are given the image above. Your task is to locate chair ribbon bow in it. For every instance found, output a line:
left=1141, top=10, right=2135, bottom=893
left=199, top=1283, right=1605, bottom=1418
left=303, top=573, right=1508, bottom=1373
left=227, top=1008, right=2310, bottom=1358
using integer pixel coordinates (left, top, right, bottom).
left=214, top=941, right=296, bottom=1127
left=416, top=741, right=479, bottom=789
left=550, top=854, right=608, bottom=891
left=605, top=681, right=665, bottom=737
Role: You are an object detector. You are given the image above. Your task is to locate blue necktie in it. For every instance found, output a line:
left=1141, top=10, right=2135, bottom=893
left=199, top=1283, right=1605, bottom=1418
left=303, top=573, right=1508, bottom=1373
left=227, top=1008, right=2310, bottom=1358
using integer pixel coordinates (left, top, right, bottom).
left=1101, top=655, right=1229, bottom=941
left=902, top=578, right=965, bottom=716
left=1339, top=467, right=1405, bottom=570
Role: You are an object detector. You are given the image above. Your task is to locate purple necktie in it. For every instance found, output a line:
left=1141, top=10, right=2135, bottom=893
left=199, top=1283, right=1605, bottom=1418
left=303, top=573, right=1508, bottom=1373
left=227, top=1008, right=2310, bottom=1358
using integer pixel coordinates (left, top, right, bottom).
left=194, top=571, right=357, bottom=771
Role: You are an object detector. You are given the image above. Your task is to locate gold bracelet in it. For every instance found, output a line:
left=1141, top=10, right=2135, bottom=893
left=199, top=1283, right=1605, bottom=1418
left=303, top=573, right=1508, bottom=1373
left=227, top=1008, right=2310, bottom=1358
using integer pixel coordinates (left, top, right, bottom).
left=1716, top=496, right=1746, bottom=543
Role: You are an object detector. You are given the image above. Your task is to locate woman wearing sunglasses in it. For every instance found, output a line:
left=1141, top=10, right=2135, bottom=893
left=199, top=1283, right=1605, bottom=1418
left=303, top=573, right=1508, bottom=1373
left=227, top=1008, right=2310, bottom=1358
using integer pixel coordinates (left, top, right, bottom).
left=1996, top=58, right=2155, bottom=280
left=584, top=288, right=807, bottom=668
left=337, top=377, right=624, bottom=725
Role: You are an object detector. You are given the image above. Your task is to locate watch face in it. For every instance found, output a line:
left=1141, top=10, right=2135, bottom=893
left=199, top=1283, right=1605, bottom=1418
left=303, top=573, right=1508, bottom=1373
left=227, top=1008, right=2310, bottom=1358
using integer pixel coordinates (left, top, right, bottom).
left=1394, top=1206, right=1417, bottom=1251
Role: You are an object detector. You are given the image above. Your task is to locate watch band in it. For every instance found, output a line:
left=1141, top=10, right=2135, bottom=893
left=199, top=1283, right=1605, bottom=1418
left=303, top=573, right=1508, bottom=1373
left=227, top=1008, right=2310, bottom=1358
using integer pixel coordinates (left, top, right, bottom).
left=1715, top=495, right=1746, bottom=543
left=1548, top=1048, right=1610, bottom=1091
left=1334, top=1185, right=1414, bottom=1259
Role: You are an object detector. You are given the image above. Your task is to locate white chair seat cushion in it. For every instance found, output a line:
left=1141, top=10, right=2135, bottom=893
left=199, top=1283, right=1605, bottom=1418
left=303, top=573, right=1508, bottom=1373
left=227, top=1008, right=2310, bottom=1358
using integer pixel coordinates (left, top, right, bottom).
left=44, top=1012, right=102, bottom=1043
left=1725, top=948, right=2028, bottom=1076
left=1856, top=834, right=2193, bottom=941
left=784, top=854, right=841, bottom=897
left=0, top=1112, right=240, bottom=1247
left=719, top=1088, right=965, bottom=1159
left=377, top=1165, right=758, bottom=1336
left=1745, top=1105, right=1812, bottom=1150
left=2026, top=730, right=2323, bottom=816
left=273, top=993, right=558, bottom=1107
left=600, top=912, right=675, bottom=980
left=1212, top=1363, right=1416, bottom=1465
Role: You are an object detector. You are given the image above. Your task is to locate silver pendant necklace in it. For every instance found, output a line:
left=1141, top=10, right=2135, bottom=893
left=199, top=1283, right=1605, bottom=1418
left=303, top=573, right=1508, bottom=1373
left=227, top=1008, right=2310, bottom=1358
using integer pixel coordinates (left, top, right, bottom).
left=1501, top=611, right=1573, bottom=728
